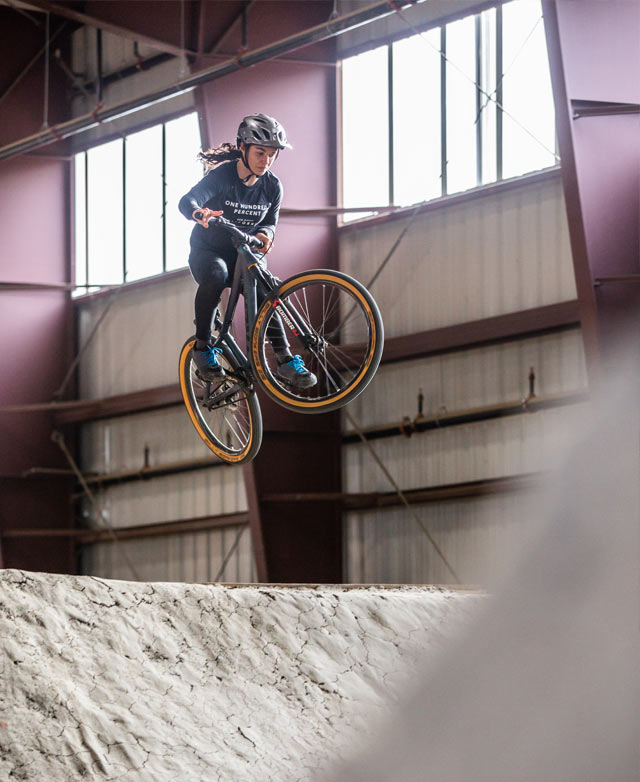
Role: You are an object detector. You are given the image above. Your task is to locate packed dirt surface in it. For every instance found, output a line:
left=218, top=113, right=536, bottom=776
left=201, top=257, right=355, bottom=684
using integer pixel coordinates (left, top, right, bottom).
left=0, top=571, right=481, bottom=781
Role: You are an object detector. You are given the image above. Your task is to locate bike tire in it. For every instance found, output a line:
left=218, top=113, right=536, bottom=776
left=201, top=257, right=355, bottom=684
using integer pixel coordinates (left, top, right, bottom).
left=250, top=270, right=383, bottom=414
left=179, top=337, right=263, bottom=464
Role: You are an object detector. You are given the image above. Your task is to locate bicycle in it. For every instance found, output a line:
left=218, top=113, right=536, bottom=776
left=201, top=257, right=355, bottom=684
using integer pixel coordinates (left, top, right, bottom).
left=179, top=212, right=384, bottom=464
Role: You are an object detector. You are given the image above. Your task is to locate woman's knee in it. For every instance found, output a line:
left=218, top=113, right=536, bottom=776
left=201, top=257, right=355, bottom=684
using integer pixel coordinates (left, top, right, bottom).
left=189, top=252, right=229, bottom=288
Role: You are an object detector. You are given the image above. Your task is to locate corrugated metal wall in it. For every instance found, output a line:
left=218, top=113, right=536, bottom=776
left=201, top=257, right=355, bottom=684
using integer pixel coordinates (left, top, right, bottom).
left=346, top=328, right=586, bottom=429
left=82, top=406, right=227, bottom=476
left=82, top=523, right=255, bottom=583
left=78, top=272, right=194, bottom=398
left=344, top=493, right=538, bottom=587
left=80, top=467, right=246, bottom=530
left=340, top=173, right=587, bottom=585
left=339, top=173, right=575, bottom=337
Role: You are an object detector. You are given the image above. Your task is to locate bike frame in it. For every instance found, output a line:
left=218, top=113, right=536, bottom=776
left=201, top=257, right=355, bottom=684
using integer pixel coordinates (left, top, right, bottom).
left=210, top=239, right=319, bottom=383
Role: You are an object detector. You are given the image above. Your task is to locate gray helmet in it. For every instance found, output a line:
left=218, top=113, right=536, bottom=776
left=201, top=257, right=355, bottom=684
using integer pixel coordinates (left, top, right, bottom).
left=237, top=114, right=291, bottom=149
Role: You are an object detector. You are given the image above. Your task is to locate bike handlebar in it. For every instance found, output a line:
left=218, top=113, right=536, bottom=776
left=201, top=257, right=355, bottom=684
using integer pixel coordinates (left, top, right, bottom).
left=192, top=210, right=265, bottom=250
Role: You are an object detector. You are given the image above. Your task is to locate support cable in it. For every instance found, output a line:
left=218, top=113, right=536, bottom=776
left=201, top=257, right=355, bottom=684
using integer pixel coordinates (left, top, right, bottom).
left=212, top=525, right=248, bottom=583
left=41, top=12, right=50, bottom=128
left=336, top=203, right=421, bottom=336
left=364, top=203, right=422, bottom=290
left=53, top=281, right=127, bottom=400
left=474, top=15, right=544, bottom=123
left=0, top=22, right=67, bottom=110
left=51, top=430, right=142, bottom=581
left=344, top=410, right=462, bottom=584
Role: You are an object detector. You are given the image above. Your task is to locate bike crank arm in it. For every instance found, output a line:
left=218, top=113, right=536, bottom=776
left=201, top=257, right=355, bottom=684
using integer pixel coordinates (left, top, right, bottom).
left=203, top=381, right=247, bottom=410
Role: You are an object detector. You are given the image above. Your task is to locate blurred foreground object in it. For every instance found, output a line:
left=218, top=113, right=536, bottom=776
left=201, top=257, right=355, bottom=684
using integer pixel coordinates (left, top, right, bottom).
left=328, top=342, right=639, bottom=782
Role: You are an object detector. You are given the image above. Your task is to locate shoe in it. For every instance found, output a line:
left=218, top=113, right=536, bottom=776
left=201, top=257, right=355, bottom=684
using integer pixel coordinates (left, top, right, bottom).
left=277, top=355, right=317, bottom=388
left=193, top=344, right=225, bottom=380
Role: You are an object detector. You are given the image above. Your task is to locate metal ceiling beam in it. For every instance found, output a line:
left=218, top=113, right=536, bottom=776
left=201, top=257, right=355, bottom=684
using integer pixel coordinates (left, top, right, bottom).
left=0, top=21, right=67, bottom=108
left=0, top=0, right=425, bottom=161
left=20, top=0, right=198, bottom=57
left=2, top=0, right=44, bottom=27
left=206, top=0, right=255, bottom=57
left=1, top=511, right=250, bottom=543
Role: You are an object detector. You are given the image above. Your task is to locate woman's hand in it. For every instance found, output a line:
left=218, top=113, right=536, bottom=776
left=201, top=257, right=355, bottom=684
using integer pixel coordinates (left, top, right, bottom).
left=192, top=208, right=223, bottom=228
left=254, top=232, right=273, bottom=254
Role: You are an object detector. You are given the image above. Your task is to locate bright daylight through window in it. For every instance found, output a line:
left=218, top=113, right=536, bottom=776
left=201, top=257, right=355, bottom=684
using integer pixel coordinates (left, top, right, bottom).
left=340, top=0, right=556, bottom=221
left=74, top=112, right=202, bottom=294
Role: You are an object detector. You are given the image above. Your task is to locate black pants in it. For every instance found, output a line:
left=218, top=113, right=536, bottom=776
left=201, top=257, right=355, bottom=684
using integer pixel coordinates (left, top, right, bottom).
left=188, top=247, right=289, bottom=353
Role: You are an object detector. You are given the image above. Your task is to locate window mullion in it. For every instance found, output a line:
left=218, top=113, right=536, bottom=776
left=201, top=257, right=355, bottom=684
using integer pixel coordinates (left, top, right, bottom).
left=475, top=15, right=483, bottom=186
left=84, top=151, right=89, bottom=289
left=162, top=123, right=167, bottom=273
left=496, top=4, right=503, bottom=181
left=122, top=137, right=127, bottom=283
left=440, top=25, right=447, bottom=196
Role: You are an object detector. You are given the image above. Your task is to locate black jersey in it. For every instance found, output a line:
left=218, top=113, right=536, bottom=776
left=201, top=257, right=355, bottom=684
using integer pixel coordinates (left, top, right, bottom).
left=178, top=160, right=282, bottom=253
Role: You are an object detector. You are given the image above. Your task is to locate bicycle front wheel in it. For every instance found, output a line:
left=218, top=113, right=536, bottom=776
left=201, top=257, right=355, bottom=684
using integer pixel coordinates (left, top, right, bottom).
left=179, top=337, right=263, bottom=464
left=251, top=270, right=383, bottom=413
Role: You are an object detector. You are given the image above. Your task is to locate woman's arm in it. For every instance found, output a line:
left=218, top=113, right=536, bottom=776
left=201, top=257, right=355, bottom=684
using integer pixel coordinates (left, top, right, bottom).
left=178, top=169, right=219, bottom=221
left=251, top=179, right=282, bottom=251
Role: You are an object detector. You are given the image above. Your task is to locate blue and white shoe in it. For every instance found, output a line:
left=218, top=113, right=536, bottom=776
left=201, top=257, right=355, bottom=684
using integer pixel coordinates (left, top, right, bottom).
left=277, top=354, right=317, bottom=388
left=193, top=344, right=225, bottom=380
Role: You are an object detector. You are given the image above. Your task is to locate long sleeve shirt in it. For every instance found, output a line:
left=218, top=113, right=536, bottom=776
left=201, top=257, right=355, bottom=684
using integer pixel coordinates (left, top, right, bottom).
left=178, top=160, right=282, bottom=253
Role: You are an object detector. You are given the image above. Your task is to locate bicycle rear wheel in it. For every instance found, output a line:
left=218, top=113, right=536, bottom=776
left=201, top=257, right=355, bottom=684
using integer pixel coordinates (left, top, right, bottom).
left=251, top=270, right=383, bottom=413
left=179, top=337, right=262, bottom=464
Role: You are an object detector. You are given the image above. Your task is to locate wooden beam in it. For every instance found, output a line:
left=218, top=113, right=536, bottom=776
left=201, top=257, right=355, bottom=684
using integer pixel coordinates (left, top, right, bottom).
left=343, top=303, right=580, bottom=369
left=341, top=389, right=589, bottom=444
left=1, top=511, right=250, bottom=544
left=381, top=301, right=581, bottom=363
left=260, top=473, right=545, bottom=510
left=22, top=0, right=198, bottom=57
left=53, top=383, right=182, bottom=424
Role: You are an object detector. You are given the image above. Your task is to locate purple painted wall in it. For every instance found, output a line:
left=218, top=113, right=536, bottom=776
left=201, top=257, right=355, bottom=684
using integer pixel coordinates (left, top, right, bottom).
left=0, top=154, right=75, bottom=571
left=544, top=0, right=640, bottom=379
left=0, top=8, right=75, bottom=571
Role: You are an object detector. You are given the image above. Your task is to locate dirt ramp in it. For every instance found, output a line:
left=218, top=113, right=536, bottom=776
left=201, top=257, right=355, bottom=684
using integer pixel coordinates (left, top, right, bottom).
left=0, top=571, right=481, bottom=781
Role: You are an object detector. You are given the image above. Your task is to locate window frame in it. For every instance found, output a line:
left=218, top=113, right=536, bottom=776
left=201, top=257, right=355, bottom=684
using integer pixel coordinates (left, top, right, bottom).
left=338, top=0, right=557, bottom=225
left=73, top=110, right=202, bottom=296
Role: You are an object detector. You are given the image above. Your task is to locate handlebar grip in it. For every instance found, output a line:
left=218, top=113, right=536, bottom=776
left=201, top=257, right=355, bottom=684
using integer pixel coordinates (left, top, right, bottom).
left=249, top=236, right=265, bottom=250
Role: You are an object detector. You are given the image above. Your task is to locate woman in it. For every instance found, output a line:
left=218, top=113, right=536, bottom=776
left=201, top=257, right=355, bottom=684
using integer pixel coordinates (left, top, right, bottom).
left=179, top=113, right=316, bottom=388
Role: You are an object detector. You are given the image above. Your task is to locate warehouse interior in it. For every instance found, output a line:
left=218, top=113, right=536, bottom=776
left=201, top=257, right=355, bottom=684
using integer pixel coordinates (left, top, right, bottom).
left=1, top=0, right=637, bottom=587
left=0, top=0, right=639, bottom=778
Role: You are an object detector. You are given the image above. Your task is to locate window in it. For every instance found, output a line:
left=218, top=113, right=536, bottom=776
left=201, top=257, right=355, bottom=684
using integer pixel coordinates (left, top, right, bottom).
left=341, top=45, right=389, bottom=219
left=73, top=112, right=202, bottom=293
left=340, top=0, right=556, bottom=221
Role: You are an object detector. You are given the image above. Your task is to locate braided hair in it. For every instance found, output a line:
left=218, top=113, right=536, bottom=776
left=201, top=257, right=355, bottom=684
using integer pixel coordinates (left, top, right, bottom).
left=198, top=142, right=242, bottom=173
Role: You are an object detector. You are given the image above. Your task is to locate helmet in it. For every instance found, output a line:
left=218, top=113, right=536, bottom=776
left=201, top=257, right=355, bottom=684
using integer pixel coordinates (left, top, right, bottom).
left=237, top=114, right=291, bottom=149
